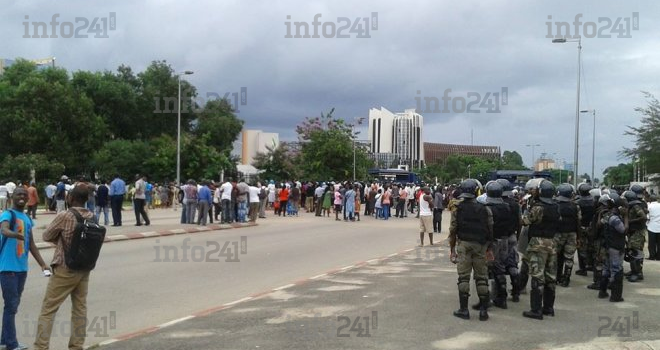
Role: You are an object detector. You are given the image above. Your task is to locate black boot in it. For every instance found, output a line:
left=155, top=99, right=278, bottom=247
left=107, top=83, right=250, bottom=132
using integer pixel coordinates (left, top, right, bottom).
left=492, top=275, right=508, bottom=309
left=522, top=280, right=543, bottom=320
left=575, top=254, right=588, bottom=276
left=453, top=292, right=470, bottom=320
left=627, top=259, right=644, bottom=282
left=587, top=269, right=602, bottom=290
left=559, top=265, right=572, bottom=287
left=519, top=261, right=529, bottom=294
left=542, top=285, right=555, bottom=316
left=479, top=295, right=489, bottom=321
left=473, top=279, right=492, bottom=310
left=556, top=254, right=565, bottom=286
left=598, top=276, right=609, bottom=299
left=610, top=272, right=625, bottom=302
left=510, top=274, right=521, bottom=302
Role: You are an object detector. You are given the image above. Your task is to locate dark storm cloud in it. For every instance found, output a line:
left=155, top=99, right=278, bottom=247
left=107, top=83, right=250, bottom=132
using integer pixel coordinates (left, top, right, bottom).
left=2, top=0, right=658, bottom=177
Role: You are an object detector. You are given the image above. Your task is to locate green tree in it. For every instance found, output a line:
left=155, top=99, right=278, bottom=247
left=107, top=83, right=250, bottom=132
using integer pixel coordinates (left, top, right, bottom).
left=501, top=150, right=527, bottom=170
left=603, top=163, right=634, bottom=187
left=622, top=92, right=660, bottom=175
left=252, top=144, right=300, bottom=181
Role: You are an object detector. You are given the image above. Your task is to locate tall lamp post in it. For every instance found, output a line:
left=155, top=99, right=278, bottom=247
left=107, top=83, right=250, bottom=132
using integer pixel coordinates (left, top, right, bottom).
left=352, top=117, right=365, bottom=182
left=526, top=144, right=541, bottom=170
left=176, top=70, right=194, bottom=193
left=580, top=109, right=596, bottom=184
left=552, top=37, right=582, bottom=188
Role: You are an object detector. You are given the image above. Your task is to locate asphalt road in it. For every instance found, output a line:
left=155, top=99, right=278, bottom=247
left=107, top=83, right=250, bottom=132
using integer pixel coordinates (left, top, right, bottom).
left=20, top=209, right=429, bottom=349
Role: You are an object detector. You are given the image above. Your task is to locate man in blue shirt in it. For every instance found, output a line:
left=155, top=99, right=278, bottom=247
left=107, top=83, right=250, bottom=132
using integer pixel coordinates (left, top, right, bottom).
left=108, top=174, right=126, bottom=226
left=197, top=181, right=212, bottom=226
left=55, top=176, right=68, bottom=213
left=0, top=187, right=50, bottom=350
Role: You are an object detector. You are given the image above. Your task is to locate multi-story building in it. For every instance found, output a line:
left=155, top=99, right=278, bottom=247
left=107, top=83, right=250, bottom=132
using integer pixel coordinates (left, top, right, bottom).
left=368, top=107, right=424, bottom=169
left=241, top=130, right=279, bottom=166
left=424, top=142, right=501, bottom=165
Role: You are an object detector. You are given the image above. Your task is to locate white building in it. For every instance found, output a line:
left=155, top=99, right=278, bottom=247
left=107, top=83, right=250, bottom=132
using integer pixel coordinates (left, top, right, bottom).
left=241, top=130, right=279, bottom=166
left=368, top=107, right=424, bottom=168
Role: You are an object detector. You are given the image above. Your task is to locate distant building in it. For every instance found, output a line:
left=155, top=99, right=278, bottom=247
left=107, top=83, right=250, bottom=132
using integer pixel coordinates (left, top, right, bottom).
left=0, top=57, right=56, bottom=75
left=368, top=107, right=424, bottom=169
left=424, top=142, right=501, bottom=165
left=535, top=158, right=556, bottom=171
left=241, top=130, right=279, bottom=166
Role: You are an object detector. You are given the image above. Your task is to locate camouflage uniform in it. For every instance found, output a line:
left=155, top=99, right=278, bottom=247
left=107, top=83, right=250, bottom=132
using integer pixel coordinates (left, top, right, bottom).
left=449, top=207, right=494, bottom=296
left=587, top=204, right=609, bottom=289
left=627, top=203, right=648, bottom=282
left=554, top=202, right=581, bottom=286
left=523, top=205, right=558, bottom=286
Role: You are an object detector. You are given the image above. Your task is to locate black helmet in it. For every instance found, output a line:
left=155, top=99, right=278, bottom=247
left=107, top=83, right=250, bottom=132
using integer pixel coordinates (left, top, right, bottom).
left=485, top=181, right=504, bottom=204
left=623, top=190, right=637, bottom=203
left=598, top=194, right=613, bottom=207
left=609, top=191, right=623, bottom=207
left=459, top=179, right=479, bottom=199
left=630, top=184, right=644, bottom=199
left=525, top=178, right=544, bottom=192
left=538, top=180, right=555, bottom=204
left=577, top=183, right=592, bottom=196
left=556, top=183, right=574, bottom=202
left=496, top=179, right=513, bottom=196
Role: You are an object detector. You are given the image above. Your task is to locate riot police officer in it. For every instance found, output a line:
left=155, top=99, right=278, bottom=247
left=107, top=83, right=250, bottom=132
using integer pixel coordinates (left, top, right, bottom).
left=518, top=178, right=545, bottom=295
left=575, top=183, right=595, bottom=276
left=483, top=181, right=512, bottom=309
left=522, top=180, right=559, bottom=320
left=625, top=186, right=648, bottom=283
left=450, top=179, right=493, bottom=321
left=497, top=179, right=522, bottom=302
left=555, top=183, right=581, bottom=287
left=598, top=193, right=627, bottom=302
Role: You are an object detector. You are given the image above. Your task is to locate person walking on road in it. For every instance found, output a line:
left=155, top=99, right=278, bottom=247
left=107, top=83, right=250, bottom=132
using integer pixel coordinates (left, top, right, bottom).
left=26, top=182, right=39, bottom=220
left=647, top=195, right=660, bottom=260
left=419, top=187, right=434, bottom=246
left=197, top=181, right=212, bottom=226
left=133, top=175, right=150, bottom=226
left=95, top=179, right=110, bottom=226
left=109, top=174, right=126, bottom=226
left=33, top=185, right=96, bottom=350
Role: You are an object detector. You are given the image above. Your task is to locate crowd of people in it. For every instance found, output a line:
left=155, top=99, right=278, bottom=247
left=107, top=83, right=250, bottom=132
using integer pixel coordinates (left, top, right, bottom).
left=447, top=178, right=659, bottom=322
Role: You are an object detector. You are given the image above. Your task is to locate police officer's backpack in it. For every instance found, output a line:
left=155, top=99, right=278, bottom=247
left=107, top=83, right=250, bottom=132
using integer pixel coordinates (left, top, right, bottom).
left=66, top=209, right=106, bottom=271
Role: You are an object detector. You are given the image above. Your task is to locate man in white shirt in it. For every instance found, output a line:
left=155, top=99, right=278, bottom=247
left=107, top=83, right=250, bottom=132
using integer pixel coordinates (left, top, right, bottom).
left=5, top=181, right=16, bottom=208
left=248, top=183, right=260, bottom=222
left=647, top=195, right=660, bottom=260
left=0, top=183, right=8, bottom=210
left=220, top=178, right=234, bottom=224
left=134, top=175, right=150, bottom=226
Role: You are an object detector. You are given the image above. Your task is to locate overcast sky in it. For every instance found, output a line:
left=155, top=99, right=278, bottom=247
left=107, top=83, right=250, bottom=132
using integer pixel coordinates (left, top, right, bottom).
left=2, top=0, right=658, bottom=179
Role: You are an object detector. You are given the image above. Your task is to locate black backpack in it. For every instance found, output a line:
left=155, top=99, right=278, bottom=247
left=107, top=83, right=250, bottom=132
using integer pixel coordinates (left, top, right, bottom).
left=65, top=209, right=106, bottom=271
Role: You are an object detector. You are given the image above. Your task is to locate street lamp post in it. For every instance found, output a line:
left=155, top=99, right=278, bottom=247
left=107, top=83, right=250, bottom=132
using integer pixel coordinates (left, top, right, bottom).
left=176, top=70, right=194, bottom=206
left=352, top=117, right=365, bottom=182
left=553, top=37, right=582, bottom=189
left=526, top=144, right=541, bottom=170
left=581, top=109, right=596, bottom=184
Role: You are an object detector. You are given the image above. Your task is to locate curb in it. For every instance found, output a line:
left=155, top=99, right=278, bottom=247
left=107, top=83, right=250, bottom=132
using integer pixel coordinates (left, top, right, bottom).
left=36, top=222, right=257, bottom=250
left=85, top=247, right=416, bottom=349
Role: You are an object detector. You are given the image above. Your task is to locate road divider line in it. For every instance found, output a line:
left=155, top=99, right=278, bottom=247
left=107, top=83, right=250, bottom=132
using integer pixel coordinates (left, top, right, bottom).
left=158, top=315, right=195, bottom=328
left=310, top=273, right=327, bottom=280
left=388, top=253, right=398, bottom=257
left=224, top=297, right=253, bottom=306
left=273, top=284, right=295, bottom=291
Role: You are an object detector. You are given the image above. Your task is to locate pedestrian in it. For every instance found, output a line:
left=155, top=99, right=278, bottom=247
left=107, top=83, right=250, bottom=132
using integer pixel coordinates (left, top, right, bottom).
left=95, top=179, right=110, bottom=226
left=647, top=195, right=660, bottom=260
left=236, top=179, right=250, bottom=222
left=5, top=181, right=16, bottom=210
left=289, top=182, right=300, bottom=216
left=344, top=184, right=355, bottom=221
left=45, top=181, right=56, bottom=212
left=354, top=186, right=361, bottom=221
left=213, top=183, right=222, bottom=221
left=183, top=180, right=198, bottom=224
left=419, top=187, right=434, bottom=246
left=258, top=183, right=268, bottom=219
left=305, top=182, right=315, bottom=213
left=133, top=175, right=150, bottom=226
left=220, top=178, right=234, bottom=224
left=248, top=183, right=260, bottom=223
left=449, top=179, right=493, bottom=321
left=0, top=187, right=51, bottom=350
left=333, top=187, right=343, bottom=221
left=197, top=181, right=212, bottom=226
left=33, top=185, right=96, bottom=350
left=55, top=176, right=68, bottom=213
left=278, top=184, right=289, bottom=218
left=0, top=182, right=8, bottom=211
left=109, top=174, right=126, bottom=226
left=26, top=182, right=39, bottom=220
left=522, top=180, right=559, bottom=320
left=314, top=183, right=325, bottom=217
left=381, top=186, right=391, bottom=220
left=432, top=187, right=444, bottom=232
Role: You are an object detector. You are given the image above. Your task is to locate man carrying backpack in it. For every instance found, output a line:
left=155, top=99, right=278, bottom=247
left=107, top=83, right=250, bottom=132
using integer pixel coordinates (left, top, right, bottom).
left=33, top=185, right=101, bottom=350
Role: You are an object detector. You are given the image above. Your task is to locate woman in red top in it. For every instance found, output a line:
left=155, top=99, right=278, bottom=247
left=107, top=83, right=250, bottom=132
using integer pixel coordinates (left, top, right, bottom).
left=279, top=185, right=289, bottom=217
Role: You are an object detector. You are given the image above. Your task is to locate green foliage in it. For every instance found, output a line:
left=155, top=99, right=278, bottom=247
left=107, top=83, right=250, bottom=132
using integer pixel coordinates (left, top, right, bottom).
left=603, top=163, right=634, bottom=187
left=622, top=92, right=660, bottom=174
left=0, top=59, right=242, bottom=184
left=252, top=144, right=300, bottom=181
